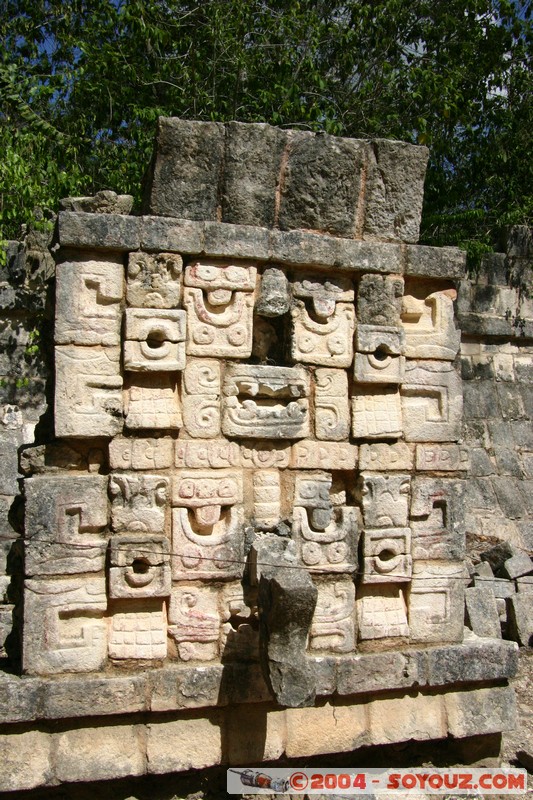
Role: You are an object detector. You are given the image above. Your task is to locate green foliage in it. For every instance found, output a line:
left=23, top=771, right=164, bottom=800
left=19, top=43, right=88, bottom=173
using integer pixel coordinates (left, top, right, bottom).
left=0, top=0, right=531, bottom=254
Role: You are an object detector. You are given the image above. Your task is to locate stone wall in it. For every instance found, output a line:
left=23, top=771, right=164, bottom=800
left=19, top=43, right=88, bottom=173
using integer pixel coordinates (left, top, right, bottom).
left=0, top=120, right=529, bottom=793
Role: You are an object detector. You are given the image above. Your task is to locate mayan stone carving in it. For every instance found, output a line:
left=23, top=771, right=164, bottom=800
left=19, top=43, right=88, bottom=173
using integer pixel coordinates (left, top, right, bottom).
left=22, top=120, right=483, bottom=729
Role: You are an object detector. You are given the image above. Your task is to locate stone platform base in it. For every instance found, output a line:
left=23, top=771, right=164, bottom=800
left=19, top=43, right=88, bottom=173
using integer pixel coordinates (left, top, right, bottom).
left=0, top=688, right=516, bottom=791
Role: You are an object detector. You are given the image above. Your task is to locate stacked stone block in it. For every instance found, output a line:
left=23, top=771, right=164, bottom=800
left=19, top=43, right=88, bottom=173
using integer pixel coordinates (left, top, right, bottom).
left=0, top=121, right=521, bottom=790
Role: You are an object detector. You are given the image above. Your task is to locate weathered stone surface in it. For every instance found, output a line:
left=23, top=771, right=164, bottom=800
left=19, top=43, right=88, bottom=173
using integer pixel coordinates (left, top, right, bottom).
left=126, top=251, right=182, bottom=308
left=369, top=692, right=446, bottom=745
left=184, top=261, right=256, bottom=358
left=0, top=730, right=51, bottom=790
left=55, top=253, right=124, bottom=346
left=359, top=442, right=414, bottom=471
left=140, top=215, right=204, bottom=253
left=279, top=132, right=366, bottom=236
left=362, top=527, right=412, bottom=583
left=110, top=473, right=169, bottom=534
left=25, top=475, right=108, bottom=576
left=291, top=441, right=357, bottom=470
left=336, top=649, right=422, bottom=695
left=59, top=190, right=133, bottom=215
left=354, top=325, right=405, bottom=385
left=445, top=685, right=517, bottom=737
left=405, top=244, right=466, bottom=279
left=146, top=118, right=225, bottom=220
left=241, top=440, right=291, bottom=469
left=415, top=443, right=470, bottom=472
left=55, top=724, right=144, bottom=782
left=181, top=358, right=221, bottom=439
left=109, top=437, right=173, bottom=470
left=147, top=713, right=223, bottom=772
left=465, top=586, right=501, bottom=638
left=55, top=345, right=123, bottom=438
left=175, top=439, right=240, bottom=469
left=255, top=535, right=318, bottom=707
left=223, top=363, right=310, bottom=439
left=360, top=473, right=410, bottom=528
left=363, top=140, right=428, bottom=243
left=401, top=290, right=460, bottom=360
left=285, top=702, right=369, bottom=757
left=502, top=550, right=533, bottom=580
left=109, top=534, right=171, bottom=599
left=409, top=561, right=464, bottom=644
left=351, top=388, right=402, bottom=439
left=291, top=300, right=355, bottom=368
left=426, top=638, right=518, bottom=685
left=357, top=584, right=409, bottom=641
left=58, top=211, right=141, bottom=250
left=357, top=274, right=403, bottom=326
left=410, top=477, right=465, bottom=561
left=253, top=470, right=281, bottom=530
left=109, top=599, right=168, bottom=660
left=222, top=121, right=286, bottom=227
left=314, top=368, right=350, bottom=441
left=125, top=373, right=182, bottom=430
left=226, top=705, right=286, bottom=764
left=23, top=575, right=107, bottom=674
left=255, top=267, right=290, bottom=317
left=309, top=578, right=356, bottom=653
left=168, top=584, right=220, bottom=662
left=507, top=594, right=533, bottom=646
left=171, top=471, right=244, bottom=581
left=401, top=360, right=463, bottom=442
left=124, top=308, right=186, bottom=371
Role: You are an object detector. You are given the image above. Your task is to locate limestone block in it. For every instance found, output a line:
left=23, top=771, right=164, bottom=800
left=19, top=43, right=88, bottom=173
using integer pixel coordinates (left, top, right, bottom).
left=0, top=730, right=52, bottom=791
left=146, top=118, right=225, bottom=219
left=24, top=474, right=108, bottom=576
left=184, top=261, right=256, bottom=358
left=60, top=189, right=133, bottom=214
left=125, top=374, right=182, bottom=430
left=278, top=131, right=367, bottom=237
left=109, top=474, right=169, bottom=534
left=357, top=274, right=404, bottom=326
left=401, top=291, right=460, bottom=360
left=182, top=358, right=221, bottom=439
left=255, top=267, right=290, bottom=317
left=123, top=308, right=186, bottom=371
left=309, top=578, right=356, bottom=653
left=336, top=649, right=422, bottom=696
left=58, top=210, right=141, bottom=250
left=354, top=324, right=405, bottom=384
left=445, top=686, right=517, bottom=737
left=222, top=121, right=286, bottom=227
left=315, top=368, right=350, bottom=441
left=369, top=692, right=445, bottom=746
left=55, top=345, right=123, bottom=438
left=291, top=441, right=358, bottom=471
left=401, top=360, right=463, bottom=442
left=171, top=471, right=244, bottom=580
left=220, top=582, right=259, bottom=662
left=253, top=470, right=281, bottom=530
left=285, top=702, right=369, bottom=757
left=226, top=705, right=285, bottom=764
left=357, top=585, right=409, bottom=640
left=360, top=473, right=410, bottom=528
left=464, top=586, right=501, bottom=638
left=176, top=439, right=240, bottom=469
left=55, top=723, right=144, bottom=783
left=359, top=442, right=414, bottom=471
left=23, top=575, right=107, bottom=674
left=351, top=388, right=402, bottom=439
left=362, top=527, right=412, bottom=583
left=507, top=594, right=533, bottom=646
left=146, top=713, right=223, bottom=773
left=410, top=477, right=465, bottom=561
left=363, top=139, right=429, bottom=243
left=109, top=599, right=167, bottom=659
left=222, top=364, right=310, bottom=440
left=293, top=504, right=358, bottom=574
left=408, top=561, right=464, bottom=643
left=415, top=443, right=470, bottom=472
left=109, top=437, right=173, bottom=470
left=126, top=251, right=182, bottom=308
left=55, top=253, right=123, bottom=346
left=168, top=584, right=220, bottom=661
left=241, top=440, right=291, bottom=469
left=502, top=550, right=533, bottom=580
left=108, top=534, right=171, bottom=599
left=291, top=301, right=355, bottom=369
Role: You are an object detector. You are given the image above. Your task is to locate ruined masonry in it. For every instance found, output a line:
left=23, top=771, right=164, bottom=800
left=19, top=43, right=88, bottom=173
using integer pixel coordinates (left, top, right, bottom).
left=0, top=120, right=519, bottom=791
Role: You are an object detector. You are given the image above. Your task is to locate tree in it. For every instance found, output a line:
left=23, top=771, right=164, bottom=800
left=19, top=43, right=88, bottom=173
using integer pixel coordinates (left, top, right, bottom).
left=1, top=0, right=531, bottom=265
